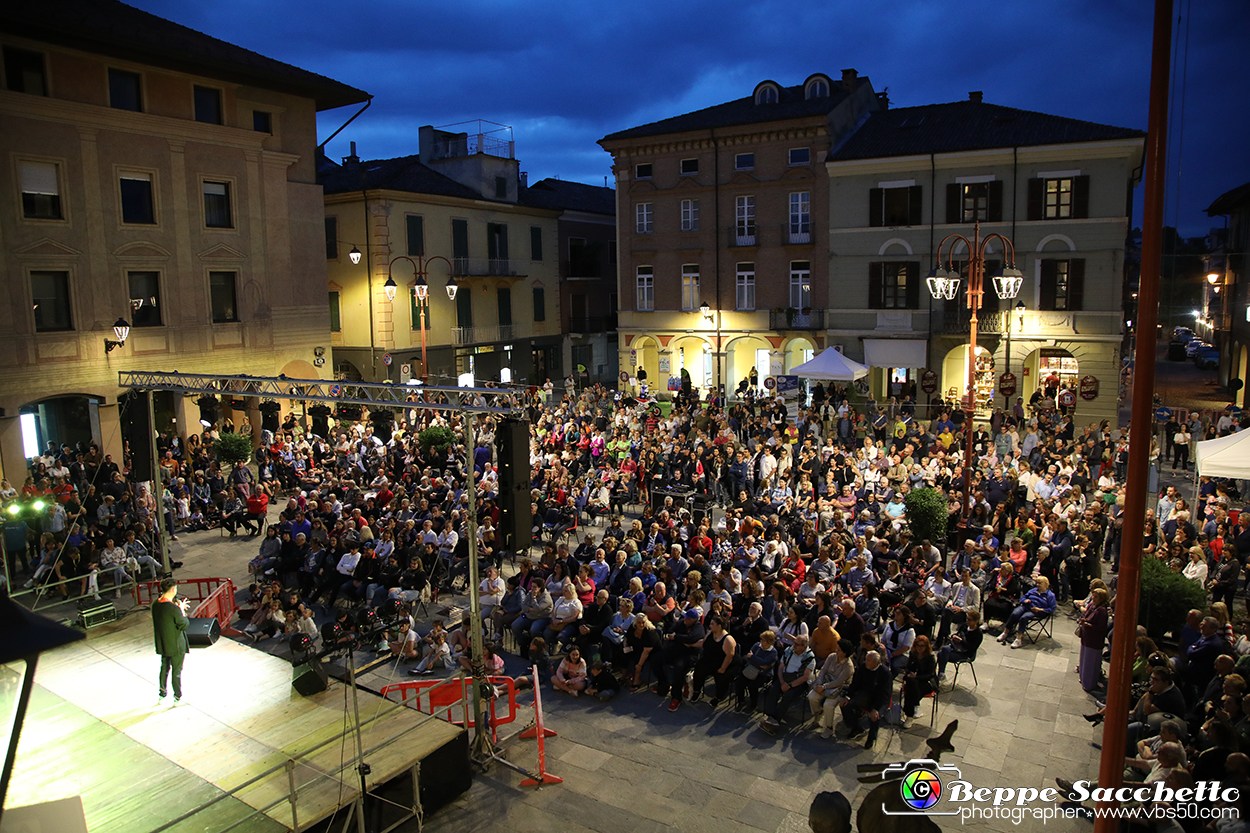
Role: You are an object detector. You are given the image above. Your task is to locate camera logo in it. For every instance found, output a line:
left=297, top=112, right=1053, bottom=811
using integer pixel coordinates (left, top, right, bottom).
left=881, top=759, right=964, bottom=817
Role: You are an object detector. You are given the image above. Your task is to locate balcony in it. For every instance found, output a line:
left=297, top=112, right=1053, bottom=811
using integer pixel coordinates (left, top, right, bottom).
left=932, top=309, right=1007, bottom=336
left=769, top=309, right=826, bottom=330
left=569, top=314, right=618, bottom=334
left=453, top=324, right=521, bottom=345
left=452, top=257, right=528, bottom=277
left=779, top=224, right=812, bottom=245
left=727, top=226, right=758, bottom=247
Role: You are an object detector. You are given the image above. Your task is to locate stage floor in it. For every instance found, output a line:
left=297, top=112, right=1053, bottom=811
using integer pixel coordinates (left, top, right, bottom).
left=5, top=610, right=463, bottom=833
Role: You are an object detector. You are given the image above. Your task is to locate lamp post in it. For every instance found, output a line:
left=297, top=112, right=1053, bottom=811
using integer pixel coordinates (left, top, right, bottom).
left=386, top=254, right=456, bottom=383
left=926, top=219, right=1023, bottom=524
left=1003, top=300, right=1026, bottom=409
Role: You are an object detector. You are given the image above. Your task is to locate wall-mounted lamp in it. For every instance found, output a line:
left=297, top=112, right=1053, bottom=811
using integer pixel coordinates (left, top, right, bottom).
left=446, top=276, right=459, bottom=301
left=699, top=300, right=713, bottom=321
left=1207, top=272, right=1220, bottom=285
left=104, top=318, right=130, bottom=353
left=349, top=246, right=362, bottom=265
left=1015, top=300, right=1026, bottom=330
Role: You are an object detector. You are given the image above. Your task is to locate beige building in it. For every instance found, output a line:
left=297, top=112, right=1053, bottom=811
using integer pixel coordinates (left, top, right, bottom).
left=825, top=93, right=1144, bottom=426
left=599, top=72, right=881, bottom=395
left=321, top=125, right=564, bottom=386
left=0, top=0, right=367, bottom=478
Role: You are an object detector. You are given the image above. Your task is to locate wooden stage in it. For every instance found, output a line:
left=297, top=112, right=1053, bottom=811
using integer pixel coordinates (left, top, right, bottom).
left=4, top=610, right=467, bottom=833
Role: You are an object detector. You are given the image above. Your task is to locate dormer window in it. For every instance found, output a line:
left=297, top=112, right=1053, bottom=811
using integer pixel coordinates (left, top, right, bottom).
left=754, top=81, right=780, bottom=105
left=805, top=78, right=830, bottom=99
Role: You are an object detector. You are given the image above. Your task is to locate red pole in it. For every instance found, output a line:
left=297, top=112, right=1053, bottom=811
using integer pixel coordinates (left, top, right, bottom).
left=962, top=223, right=982, bottom=524
left=1093, top=0, right=1172, bottom=827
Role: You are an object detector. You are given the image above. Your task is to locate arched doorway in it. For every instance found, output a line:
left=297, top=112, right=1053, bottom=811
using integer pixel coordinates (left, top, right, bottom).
left=18, top=395, right=105, bottom=457
left=726, top=335, right=772, bottom=392
left=629, top=336, right=660, bottom=395
left=670, top=335, right=713, bottom=393
left=941, top=345, right=994, bottom=412
left=783, top=337, right=815, bottom=374
left=1023, top=347, right=1079, bottom=404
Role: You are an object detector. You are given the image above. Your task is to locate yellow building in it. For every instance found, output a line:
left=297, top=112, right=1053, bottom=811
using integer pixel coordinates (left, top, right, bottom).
left=0, top=0, right=368, bottom=478
left=321, top=125, right=563, bottom=386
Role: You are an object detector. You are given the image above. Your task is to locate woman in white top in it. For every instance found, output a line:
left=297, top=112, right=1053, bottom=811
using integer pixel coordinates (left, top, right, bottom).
left=1182, top=547, right=1208, bottom=585
left=882, top=607, right=916, bottom=675
left=96, top=538, right=129, bottom=598
left=776, top=604, right=810, bottom=648
left=478, top=565, right=506, bottom=631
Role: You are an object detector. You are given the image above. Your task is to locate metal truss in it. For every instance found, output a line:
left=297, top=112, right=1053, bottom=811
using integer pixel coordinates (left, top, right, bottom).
left=117, top=371, right=522, bottom=415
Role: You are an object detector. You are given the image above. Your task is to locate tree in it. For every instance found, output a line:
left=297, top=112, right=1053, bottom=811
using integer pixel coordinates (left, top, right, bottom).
left=213, top=431, right=252, bottom=466
left=904, top=487, right=948, bottom=548
left=1138, top=555, right=1207, bottom=641
left=418, top=425, right=456, bottom=456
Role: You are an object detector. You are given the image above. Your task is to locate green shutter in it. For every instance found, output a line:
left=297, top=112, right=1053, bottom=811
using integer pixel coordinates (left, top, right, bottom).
left=945, top=183, right=960, bottom=224
left=988, top=180, right=1004, bottom=222
left=325, top=216, right=337, bottom=260
left=406, top=215, right=424, bottom=257
left=530, top=226, right=543, bottom=261
left=409, top=287, right=429, bottom=329
left=533, top=286, right=545, bottom=321
left=869, top=262, right=884, bottom=309
left=908, top=185, right=923, bottom=226
left=1027, top=179, right=1043, bottom=221
left=328, top=291, right=340, bottom=332
left=1039, top=260, right=1057, bottom=310
left=1068, top=259, right=1085, bottom=310
left=868, top=188, right=883, bottom=227
left=1072, top=176, right=1090, bottom=219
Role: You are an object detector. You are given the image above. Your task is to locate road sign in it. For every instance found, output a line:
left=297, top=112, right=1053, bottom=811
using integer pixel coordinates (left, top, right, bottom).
left=619, top=371, right=629, bottom=382
left=329, top=384, right=341, bottom=396
left=382, top=353, right=392, bottom=366
left=400, top=363, right=412, bottom=377
left=1155, top=406, right=1172, bottom=423
left=1059, top=390, right=1076, bottom=408
left=763, top=377, right=776, bottom=390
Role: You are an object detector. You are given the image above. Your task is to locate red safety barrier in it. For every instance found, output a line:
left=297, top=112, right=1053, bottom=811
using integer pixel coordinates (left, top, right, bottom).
left=192, top=578, right=242, bottom=636
left=519, top=664, right=561, bottom=786
left=135, top=575, right=227, bottom=606
left=381, top=675, right=520, bottom=743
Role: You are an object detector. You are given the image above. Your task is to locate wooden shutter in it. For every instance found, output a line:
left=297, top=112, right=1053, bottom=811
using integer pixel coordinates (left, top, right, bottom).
left=1072, top=176, right=1090, bottom=219
left=981, top=260, right=1002, bottom=313
left=406, top=215, right=424, bottom=256
left=869, top=262, right=884, bottom=309
left=905, top=262, right=920, bottom=309
left=1026, top=178, right=1044, bottom=221
left=1068, top=258, right=1085, bottom=310
left=908, top=185, right=923, bottom=226
left=869, top=188, right=883, bottom=227
left=1039, top=259, right=1057, bottom=310
left=988, top=180, right=1004, bottom=222
left=945, top=183, right=960, bottom=224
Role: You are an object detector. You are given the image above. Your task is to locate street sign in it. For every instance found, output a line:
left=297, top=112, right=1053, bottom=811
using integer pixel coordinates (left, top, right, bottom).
left=329, top=384, right=341, bottom=396
left=920, top=369, right=938, bottom=395
left=1059, top=390, right=1076, bottom=408
left=997, top=372, right=1017, bottom=398
left=763, top=377, right=776, bottom=390
left=382, top=353, right=392, bottom=366
left=1079, top=375, right=1100, bottom=401
left=400, top=363, right=412, bottom=377
left=1155, top=406, right=1172, bottom=423
left=619, top=371, right=629, bottom=382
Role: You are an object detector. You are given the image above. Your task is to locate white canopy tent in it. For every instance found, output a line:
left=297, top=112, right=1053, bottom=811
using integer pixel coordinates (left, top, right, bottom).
left=789, top=348, right=869, bottom=382
left=1194, top=430, right=1250, bottom=480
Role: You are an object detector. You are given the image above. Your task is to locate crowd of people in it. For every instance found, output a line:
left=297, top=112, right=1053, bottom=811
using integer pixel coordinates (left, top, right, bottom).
left=5, top=379, right=1250, bottom=821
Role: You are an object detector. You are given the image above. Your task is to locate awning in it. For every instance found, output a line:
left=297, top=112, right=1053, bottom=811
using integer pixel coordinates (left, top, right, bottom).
left=863, top=339, right=927, bottom=368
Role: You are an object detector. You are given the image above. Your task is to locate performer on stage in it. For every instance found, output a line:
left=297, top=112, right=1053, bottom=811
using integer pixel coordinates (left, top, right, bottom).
left=153, top=577, right=190, bottom=702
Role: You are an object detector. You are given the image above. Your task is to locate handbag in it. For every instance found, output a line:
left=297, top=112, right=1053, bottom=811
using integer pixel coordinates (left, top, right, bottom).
left=742, top=663, right=761, bottom=680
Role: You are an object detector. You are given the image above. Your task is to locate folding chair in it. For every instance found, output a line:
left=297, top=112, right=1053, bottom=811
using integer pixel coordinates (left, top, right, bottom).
left=1022, top=611, right=1054, bottom=645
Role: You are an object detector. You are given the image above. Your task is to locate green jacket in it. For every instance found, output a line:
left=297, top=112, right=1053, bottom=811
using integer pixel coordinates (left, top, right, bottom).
left=152, top=598, right=189, bottom=657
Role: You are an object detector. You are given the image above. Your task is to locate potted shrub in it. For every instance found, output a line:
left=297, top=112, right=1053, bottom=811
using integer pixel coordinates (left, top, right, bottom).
left=213, top=431, right=253, bottom=466
left=1138, top=555, right=1207, bottom=641
left=903, top=487, right=948, bottom=550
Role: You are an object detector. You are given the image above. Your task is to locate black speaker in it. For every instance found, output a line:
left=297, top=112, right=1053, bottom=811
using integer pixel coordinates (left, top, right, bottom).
left=259, top=401, right=281, bottom=433
left=119, top=392, right=154, bottom=481
left=495, top=417, right=530, bottom=552
left=186, top=616, right=221, bottom=647
left=292, top=659, right=329, bottom=696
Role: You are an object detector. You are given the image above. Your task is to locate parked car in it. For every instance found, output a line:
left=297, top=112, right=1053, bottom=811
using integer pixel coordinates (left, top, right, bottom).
left=1193, top=345, right=1220, bottom=370
left=1186, top=339, right=1210, bottom=359
left=1167, top=341, right=1188, bottom=361
left=1173, top=327, right=1195, bottom=343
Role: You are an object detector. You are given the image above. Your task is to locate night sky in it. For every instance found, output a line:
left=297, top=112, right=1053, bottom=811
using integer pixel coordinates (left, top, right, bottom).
left=133, top=0, right=1249, bottom=237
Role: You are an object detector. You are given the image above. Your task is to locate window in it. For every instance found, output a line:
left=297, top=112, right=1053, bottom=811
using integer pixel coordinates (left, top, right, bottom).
left=869, top=184, right=923, bottom=227
left=789, top=262, right=811, bottom=309
left=497, top=287, right=512, bottom=326
left=736, top=263, right=756, bottom=311
left=735, top=153, right=755, bottom=171
left=456, top=287, right=473, bottom=328
left=128, top=271, right=162, bottom=327
left=495, top=176, right=508, bottom=199
left=209, top=271, right=238, bottom=322
left=680, top=158, right=699, bottom=175
left=1045, top=178, right=1072, bottom=219
left=681, top=265, right=700, bottom=311
left=30, top=270, right=71, bottom=331
left=805, top=78, right=829, bottom=99
left=868, top=262, right=920, bottom=309
left=409, top=287, right=429, bottom=330
left=120, top=173, right=155, bottom=225
left=530, top=226, right=543, bottom=261
left=946, top=180, right=1003, bottom=223
left=203, top=181, right=232, bottom=228
left=325, top=217, right=338, bottom=260
left=789, top=191, right=810, bottom=242
left=734, top=196, right=755, bottom=244
left=636, top=266, right=654, bottom=311
left=1040, top=259, right=1086, bottom=311
left=328, top=291, right=341, bottom=332
left=253, top=110, right=272, bottom=133
left=680, top=198, right=700, bottom=232
left=635, top=202, right=653, bottom=234
left=1028, top=175, right=1089, bottom=220
left=3, top=46, right=46, bottom=95
left=533, top=286, right=546, bottom=321
left=19, top=161, right=62, bottom=220
left=487, top=222, right=509, bottom=273
left=635, top=163, right=652, bottom=179
left=108, top=69, right=142, bottom=112
left=451, top=218, right=469, bottom=270
left=755, top=85, right=778, bottom=105
left=193, top=86, right=222, bottom=125
left=788, top=148, right=810, bottom=166
left=406, top=214, right=424, bottom=257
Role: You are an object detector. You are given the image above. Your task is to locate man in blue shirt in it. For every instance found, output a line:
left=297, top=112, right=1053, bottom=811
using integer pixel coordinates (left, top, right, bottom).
left=997, top=575, right=1057, bottom=649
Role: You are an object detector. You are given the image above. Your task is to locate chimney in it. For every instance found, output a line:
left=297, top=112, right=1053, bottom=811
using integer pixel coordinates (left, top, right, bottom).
left=519, top=171, right=528, bottom=189
left=841, top=68, right=858, bottom=92
left=876, top=89, right=890, bottom=110
left=342, top=140, right=359, bottom=166
left=968, top=91, right=983, bottom=104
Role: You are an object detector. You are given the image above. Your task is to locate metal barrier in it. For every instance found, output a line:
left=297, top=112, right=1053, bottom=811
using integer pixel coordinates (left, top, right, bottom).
left=135, top=575, right=227, bottom=607
left=192, top=577, right=242, bottom=636
left=381, top=675, right=520, bottom=743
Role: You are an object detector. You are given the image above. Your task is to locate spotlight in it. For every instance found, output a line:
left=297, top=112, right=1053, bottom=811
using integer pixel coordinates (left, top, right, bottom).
left=258, top=399, right=281, bottom=433
left=379, top=598, right=402, bottom=619
left=308, top=404, right=332, bottom=437
left=288, top=632, right=313, bottom=656
left=336, top=403, right=363, bottom=422
left=320, top=622, right=342, bottom=645
left=369, top=409, right=394, bottom=443
left=355, top=607, right=379, bottom=631
left=196, top=395, right=220, bottom=428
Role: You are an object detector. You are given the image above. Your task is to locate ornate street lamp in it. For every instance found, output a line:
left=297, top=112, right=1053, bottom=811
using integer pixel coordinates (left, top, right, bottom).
left=104, top=317, right=130, bottom=353
left=386, top=255, right=455, bottom=382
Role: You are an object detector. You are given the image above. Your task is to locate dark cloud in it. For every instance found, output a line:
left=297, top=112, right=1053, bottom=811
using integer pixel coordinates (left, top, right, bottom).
left=133, top=0, right=1250, bottom=235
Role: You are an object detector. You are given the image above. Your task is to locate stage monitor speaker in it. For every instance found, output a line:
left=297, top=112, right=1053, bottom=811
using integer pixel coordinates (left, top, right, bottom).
left=495, top=416, right=531, bottom=552
left=186, top=616, right=221, bottom=647
left=292, top=659, right=329, bottom=696
left=119, top=392, right=154, bottom=482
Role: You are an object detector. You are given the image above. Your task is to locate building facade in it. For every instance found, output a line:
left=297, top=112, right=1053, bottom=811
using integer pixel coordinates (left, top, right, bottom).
left=826, top=94, right=1144, bottom=426
left=1205, top=182, right=1250, bottom=410
left=600, top=72, right=881, bottom=396
left=0, top=0, right=367, bottom=480
left=320, top=126, right=564, bottom=387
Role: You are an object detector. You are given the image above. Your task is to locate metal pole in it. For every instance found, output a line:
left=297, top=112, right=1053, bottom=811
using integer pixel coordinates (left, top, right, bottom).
left=0, top=654, right=37, bottom=824
left=363, top=190, right=376, bottom=383
left=962, top=222, right=982, bottom=525
left=1094, top=1, right=1172, bottom=828
left=147, top=390, right=171, bottom=575
left=420, top=296, right=428, bottom=383
left=462, top=405, right=491, bottom=759
left=345, top=649, right=369, bottom=833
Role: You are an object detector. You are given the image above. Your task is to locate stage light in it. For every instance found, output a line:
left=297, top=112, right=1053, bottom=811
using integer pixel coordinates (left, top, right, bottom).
left=379, top=598, right=401, bottom=619
left=320, top=622, right=342, bottom=645
left=369, top=409, right=394, bottom=443
left=308, top=404, right=332, bottom=437
left=355, top=608, right=378, bottom=631
left=288, top=632, right=312, bottom=656
left=6, top=504, right=20, bottom=516
left=30, top=500, right=45, bottom=512
left=196, top=395, right=220, bottom=428
left=259, top=399, right=281, bottom=433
